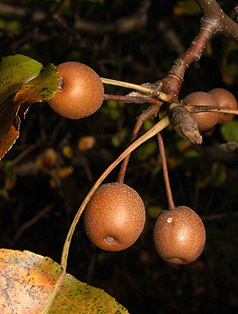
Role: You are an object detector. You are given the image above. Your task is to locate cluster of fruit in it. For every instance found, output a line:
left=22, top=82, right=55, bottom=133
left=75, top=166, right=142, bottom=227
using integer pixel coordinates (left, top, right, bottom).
left=83, top=182, right=206, bottom=265
left=182, top=89, right=237, bottom=132
left=48, top=61, right=236, bottom=265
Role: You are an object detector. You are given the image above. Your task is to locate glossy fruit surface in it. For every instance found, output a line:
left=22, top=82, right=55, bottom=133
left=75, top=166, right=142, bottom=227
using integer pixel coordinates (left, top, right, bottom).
left=153, top=206, right=206, bottom=265
left=84, top=182, right=146, bottom=251
left=48, top=61, right=104, bottom=119
left=209, top=88, right=237, bottom=124
left=183, top=91, right=219, bottom=132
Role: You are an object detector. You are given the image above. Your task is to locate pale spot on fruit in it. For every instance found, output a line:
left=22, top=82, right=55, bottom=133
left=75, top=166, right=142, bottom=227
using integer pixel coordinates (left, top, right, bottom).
left=169, top=257, right=184, bottom=264
left=153, top=206, right=206, bottom=264
left=104, top=236, right=118, bottom=244
left=84, top=182, right=146, bottom=251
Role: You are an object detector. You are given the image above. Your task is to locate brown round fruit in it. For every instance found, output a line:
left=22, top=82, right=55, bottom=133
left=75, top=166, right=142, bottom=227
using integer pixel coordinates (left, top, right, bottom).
left=153, top=206, right=206, bottom=265
left=84, top=182, right=146, bottom=251
left=48, top=61, right=104, bottom=119
left=208, top=88, right=237, bottom=124
left=183, top=91, right=220, bottom=132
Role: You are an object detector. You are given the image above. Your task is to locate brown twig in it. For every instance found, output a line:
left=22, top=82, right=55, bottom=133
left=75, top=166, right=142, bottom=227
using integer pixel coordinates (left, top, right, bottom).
left=196, top=0, right=238, bottom=43
left=73, top=0, right=150, bottom=35
left=162, top=0, right=238, bottom=99
left=11, top=204, right=53, bottom=245
left=162, top=27, right=214, bottom=99
left=53, top=13, right=81, bottom=41
left=8, top=0, right=67, bottom=51
left=103, top=94, right=162, bottom=105
left=157, top=0, right=238, bottom=142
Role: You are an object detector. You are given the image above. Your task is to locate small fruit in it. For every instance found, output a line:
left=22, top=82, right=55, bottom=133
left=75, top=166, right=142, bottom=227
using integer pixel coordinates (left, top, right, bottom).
left=84, top=182, right=146, bottom=251
left=183, top=91, right=220, bottom=132
left=208, top=88, right=237, bottom=124
left=48, top=61, right=104, bottom=119
left=153, top=206, right=206, bottom=264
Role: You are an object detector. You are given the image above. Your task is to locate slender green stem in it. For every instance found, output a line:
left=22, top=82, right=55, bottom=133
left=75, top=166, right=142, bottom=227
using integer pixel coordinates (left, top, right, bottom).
left=60, top=115, right=170, bottom=270
left=101, top=77, right=171, bottom=102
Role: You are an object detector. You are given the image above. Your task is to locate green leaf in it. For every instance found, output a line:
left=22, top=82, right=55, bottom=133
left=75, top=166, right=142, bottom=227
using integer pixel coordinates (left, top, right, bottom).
left=0, top=55, right=43, bottom=159
left=0, top=55, right=59, bottom=160
left=220, top=119, right=238, bottom=142
left=0, top=249, right=129, bottom=314
left=0, top=54, right=43, bottom=107
left=14, top=63, right=59, bottom=105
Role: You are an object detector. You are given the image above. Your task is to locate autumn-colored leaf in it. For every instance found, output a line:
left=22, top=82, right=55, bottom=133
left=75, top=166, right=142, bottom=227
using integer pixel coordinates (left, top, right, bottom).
left=0, top=249, right=129, bottom=314
left=0, top=54, right=43, bottom=105
left=0, top=55, right=43, bottom=160
left=0, top=95, right=21, bottom=160
left=14, top=63, right=59, bottom=108
left=0, top=55, right=59, bottom=160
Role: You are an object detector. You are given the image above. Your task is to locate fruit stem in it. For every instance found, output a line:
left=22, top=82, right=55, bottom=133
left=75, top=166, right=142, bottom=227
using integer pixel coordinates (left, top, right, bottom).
left=60, top=115, right=170, bottom=270
left=117, top=104, right=161, bottom=183
left=157, top=132, right=175, bottom=210
left=104, top=93, right=162, bottom=106
left=186, top=104, right=238, bottom=115
left=41, top=269, right=66, bottom=314
left=101, top=77, right=171, bottom=102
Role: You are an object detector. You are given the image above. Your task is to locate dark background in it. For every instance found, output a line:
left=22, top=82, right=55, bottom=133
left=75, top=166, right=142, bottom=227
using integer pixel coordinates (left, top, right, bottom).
left=0, top=1, right=238, bottom=313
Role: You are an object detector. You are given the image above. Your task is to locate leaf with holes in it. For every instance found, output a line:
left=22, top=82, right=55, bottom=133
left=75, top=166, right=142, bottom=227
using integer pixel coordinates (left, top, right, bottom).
left=0, top=249, right=129, bottom=314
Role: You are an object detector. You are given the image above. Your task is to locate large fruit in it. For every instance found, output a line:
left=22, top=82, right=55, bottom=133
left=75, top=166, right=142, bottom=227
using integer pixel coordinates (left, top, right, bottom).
left=183, top=91, right=220, bottom=132
left=84, top=182, right=146, bottom=251
left=153, top=206, right=206, bottom=264
left=208, top=88, right=237, bottom=124
left=48, top=61, right=104, bottom=119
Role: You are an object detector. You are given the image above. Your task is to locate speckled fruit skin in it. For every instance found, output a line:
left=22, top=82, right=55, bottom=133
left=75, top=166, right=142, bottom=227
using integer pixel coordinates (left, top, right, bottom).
left=48, top=62, right=104, bottom=119
left=84, top=182, right=146, bottom=251
left=183, top=91, right=220, bottom=132
left=208, top=88, right=237, bottom=124
left=153, top=206, right=206, bottom=265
